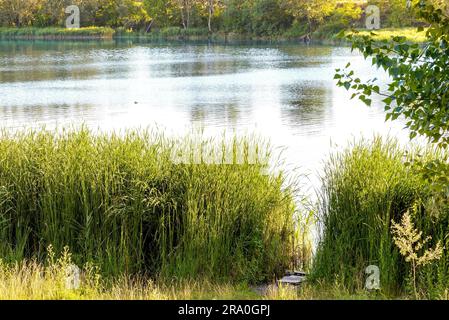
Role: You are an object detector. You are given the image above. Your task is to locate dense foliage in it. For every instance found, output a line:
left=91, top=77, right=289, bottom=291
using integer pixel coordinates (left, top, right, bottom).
left=337, top=1, right=449, bottom=147
left=336, top=0, right=449, bottom=192
left=313, top=138, right=449, bottom=297
left=0, top=0, right=442, bottom=37
left=0, top=129, right=300, bottom=282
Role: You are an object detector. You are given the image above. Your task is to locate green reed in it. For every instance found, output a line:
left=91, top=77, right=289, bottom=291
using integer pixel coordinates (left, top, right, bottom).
left=0, top=27, right=114, bottom=39
left=0, top=128, right=301, bottom=283
left=312, top=137, right=449, bottom=296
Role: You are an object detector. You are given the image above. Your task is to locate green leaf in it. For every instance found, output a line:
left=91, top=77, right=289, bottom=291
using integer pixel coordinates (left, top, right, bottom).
left=337, top=3, right=449, bottom=151
left=383, top=97, right=393, bottom=105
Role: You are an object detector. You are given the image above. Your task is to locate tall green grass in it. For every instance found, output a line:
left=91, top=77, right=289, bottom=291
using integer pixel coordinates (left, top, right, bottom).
left=0, top=27, right=114, bottom=39
left=0, top=128, right=300, bottom=283
left=347, top=28, right=428, bottom=43
left=114, top=27, right=213, bottom=41
left=312, top=137, right=449, bottom=297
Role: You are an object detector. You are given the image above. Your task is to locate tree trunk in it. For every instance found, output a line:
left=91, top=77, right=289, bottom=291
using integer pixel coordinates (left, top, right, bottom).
left=208, top=10, right=212, bottom=32
left=180, top=0, right=190, bottom=30
left=181, top=6, right=187, bottom=29
left=146, top=20, right=154, bottom=33
left=208, top=0, right=214, bottom=32
left=186, top=3, right=190, bottom=29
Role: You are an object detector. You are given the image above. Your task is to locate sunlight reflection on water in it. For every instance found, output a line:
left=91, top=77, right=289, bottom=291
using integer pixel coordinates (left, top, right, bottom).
left=0, top=41, right=417, bottom=196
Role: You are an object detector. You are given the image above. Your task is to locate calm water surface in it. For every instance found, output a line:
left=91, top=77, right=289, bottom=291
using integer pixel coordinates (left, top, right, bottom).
left=0, top=40, right=409, bottom=189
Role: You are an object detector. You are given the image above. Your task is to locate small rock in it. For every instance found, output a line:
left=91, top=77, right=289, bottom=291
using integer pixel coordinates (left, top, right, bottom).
left=284, top=270, right=307, bottom=277
left=278, top=270, right=307, bottom=286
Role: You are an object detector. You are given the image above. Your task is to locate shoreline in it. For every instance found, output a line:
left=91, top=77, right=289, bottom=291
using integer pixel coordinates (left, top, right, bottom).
left=0, top=27, right=425, bottom=44
left=0, top=27, right=114, bottom=40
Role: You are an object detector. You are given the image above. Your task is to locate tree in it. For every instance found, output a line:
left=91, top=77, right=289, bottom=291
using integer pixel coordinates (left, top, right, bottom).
left=34, top=0, right=68, bottom=26
left=331, top=2, right=362, bottom=26
left=144, top=0, right=174, bottom=28
left=95, top=0, right=150, bottom=28
left=318, top=2, right=362, bottom=34
left=0, top=0, right=41, bottom=27
left=251, top=0, right=291, bottom=36
left=75, top=0, right=103, bottom=26
left=336, top=0, right=449, bottom=147
left=285, top=0, right=336, bottom=33
left=194, top=0, right=220, bottom=32
left=120, top=0, right=151, bottom=30
left=171, top=0, right=197, bottom=29
left=32, top=0, right=100, bottom=27
left=222, top=0, right=253, bottom=34
left=335, top=0, right=449, bottom=190
left=203, top=0, right=223, bottom=32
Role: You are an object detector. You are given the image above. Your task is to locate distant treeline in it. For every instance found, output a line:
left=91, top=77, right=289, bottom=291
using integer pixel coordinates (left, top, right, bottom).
left=0, top=1, right=444, bottom=37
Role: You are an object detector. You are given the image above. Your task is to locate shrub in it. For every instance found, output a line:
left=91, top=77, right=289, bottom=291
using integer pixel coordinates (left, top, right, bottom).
left=251, top=0, right=292, bottom=36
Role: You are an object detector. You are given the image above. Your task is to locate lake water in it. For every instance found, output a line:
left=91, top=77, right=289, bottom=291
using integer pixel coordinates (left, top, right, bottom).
left=0, top=40, right=409, bottom=191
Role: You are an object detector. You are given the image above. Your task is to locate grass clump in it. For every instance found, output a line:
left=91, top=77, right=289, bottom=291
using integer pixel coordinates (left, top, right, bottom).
left=312, top=137, right=449, bottom=296
left=115, top=27, right=212, bottom=40
left=348, top=28, right=428, bottom=43
left=0, top=27, right=114, bottom=39
left=0, top=128, right=302, bottom=283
